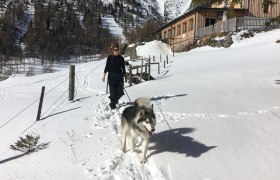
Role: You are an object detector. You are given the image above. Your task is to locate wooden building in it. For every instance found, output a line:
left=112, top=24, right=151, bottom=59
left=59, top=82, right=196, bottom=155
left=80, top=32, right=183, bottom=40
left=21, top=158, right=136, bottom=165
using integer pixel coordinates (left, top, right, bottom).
left=244, top=0, right=280, bottom=18
left=154, top=0, right=280, bottom=51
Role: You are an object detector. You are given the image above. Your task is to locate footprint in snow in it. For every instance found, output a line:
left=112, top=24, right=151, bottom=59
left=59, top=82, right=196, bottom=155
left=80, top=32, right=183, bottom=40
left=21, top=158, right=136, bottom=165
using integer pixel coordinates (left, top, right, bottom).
left=217, top=114, right=231, bottom=118
left=84, top=132, right=93, bottom=138
left=257, top=109, right=268, bottom=114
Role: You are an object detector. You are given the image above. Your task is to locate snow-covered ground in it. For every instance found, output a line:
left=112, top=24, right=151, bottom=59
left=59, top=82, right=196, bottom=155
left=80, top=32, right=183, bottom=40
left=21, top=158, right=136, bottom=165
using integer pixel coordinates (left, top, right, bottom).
left=1, top=29, right=280, bottom=180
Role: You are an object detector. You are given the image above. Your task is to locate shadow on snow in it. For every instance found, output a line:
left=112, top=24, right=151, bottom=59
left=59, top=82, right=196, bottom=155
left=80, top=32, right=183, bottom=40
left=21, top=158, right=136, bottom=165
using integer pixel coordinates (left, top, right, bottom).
left=150, top=94, right=188, bottom=101
left=0, top=142, right=50, bottom=164
left=149, top=128, right=216, bottom=158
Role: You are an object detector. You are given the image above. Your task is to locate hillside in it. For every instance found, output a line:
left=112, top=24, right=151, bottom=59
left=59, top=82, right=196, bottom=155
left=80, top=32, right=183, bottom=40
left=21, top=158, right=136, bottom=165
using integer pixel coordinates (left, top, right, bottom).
left=0, top=0, right=164, bottom=60
left=164, top=0, right=192, bottom=22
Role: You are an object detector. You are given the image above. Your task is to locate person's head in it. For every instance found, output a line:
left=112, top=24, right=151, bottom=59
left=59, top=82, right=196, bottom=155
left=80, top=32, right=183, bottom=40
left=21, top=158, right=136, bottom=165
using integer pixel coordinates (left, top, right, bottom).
left=112, top=44, right=120, bottom=56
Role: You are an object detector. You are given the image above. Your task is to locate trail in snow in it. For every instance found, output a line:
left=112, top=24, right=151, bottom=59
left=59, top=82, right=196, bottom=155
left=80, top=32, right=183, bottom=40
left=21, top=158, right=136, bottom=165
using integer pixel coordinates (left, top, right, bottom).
left=74, top=89, right=169, bottom=179
left=67, top=56, right=280, bottom=180
left=68, top=59, right=170, bottom=179
left=71, top=59, right=280, bottom=180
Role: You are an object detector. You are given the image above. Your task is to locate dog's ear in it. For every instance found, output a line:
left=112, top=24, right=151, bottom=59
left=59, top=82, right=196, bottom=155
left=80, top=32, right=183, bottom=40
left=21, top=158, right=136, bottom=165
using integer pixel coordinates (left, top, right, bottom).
left=139, top=109, right=145, bottom=117
left=149, top=104, right=153, bottom=110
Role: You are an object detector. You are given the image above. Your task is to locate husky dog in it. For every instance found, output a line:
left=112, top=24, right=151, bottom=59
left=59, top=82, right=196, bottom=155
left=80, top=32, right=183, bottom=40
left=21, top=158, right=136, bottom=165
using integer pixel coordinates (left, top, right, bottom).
left=121, top=97, right=156, bottom=163
left=134, top=97, right=151, bottom=108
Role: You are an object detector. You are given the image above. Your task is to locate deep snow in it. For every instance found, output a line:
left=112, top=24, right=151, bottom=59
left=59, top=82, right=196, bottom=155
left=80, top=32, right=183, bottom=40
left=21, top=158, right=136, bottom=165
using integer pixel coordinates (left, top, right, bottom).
left=1, top=29, right=280, bottom=180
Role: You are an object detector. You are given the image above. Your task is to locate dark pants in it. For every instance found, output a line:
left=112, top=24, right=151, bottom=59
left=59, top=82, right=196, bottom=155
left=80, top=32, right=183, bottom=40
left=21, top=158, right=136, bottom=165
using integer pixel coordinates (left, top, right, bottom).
left=108, top=74, right=124, bottom=108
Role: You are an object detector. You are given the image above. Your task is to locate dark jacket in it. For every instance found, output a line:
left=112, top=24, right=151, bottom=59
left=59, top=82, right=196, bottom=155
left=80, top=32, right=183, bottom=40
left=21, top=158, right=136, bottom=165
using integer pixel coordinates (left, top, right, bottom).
left=104, top=55, right=126, bottom=77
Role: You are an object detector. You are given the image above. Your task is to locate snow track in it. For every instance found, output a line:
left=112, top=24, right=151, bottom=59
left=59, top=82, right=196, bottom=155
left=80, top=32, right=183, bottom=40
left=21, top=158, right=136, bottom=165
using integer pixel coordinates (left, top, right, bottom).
left=70, top=60, right=170, bottom=180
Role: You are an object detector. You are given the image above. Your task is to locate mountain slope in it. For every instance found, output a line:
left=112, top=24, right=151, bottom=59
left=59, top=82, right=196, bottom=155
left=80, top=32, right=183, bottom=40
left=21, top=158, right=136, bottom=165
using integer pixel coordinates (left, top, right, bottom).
left=164, top=0, right=192, bottom=22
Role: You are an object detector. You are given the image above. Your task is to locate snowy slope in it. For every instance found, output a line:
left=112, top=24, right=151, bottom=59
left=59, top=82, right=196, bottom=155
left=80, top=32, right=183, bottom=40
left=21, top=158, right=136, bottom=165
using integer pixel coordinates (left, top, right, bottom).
left=1, top=29, right=280, bottom=180
left=102, top=14, right=126, bottom=41
left=164, top=0, right=192, bottom=21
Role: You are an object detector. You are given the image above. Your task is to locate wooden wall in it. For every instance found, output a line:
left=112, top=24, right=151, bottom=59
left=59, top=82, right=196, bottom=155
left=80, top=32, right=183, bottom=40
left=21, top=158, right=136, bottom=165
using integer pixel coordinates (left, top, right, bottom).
left=160, top=14, right=196, bottom=50
left=244, top=0, right=280, bottom=18
left=195, top=11, right=220, bottom=30
left=211, top=0, right=280, bottom=18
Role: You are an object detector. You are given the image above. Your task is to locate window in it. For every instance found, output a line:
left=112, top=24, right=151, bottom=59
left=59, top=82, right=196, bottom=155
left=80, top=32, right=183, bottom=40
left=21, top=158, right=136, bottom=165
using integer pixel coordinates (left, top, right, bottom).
left=205, top=18, right=216, bottom=27
left=183, top=22, right=187, bottom=33
left=164, top=31, right=167, bottom=39
left=189, top=18, right=194, bottom=31
left=263, top=1, right=270, bottom=13
left=177, top=24, right=181, bottom=36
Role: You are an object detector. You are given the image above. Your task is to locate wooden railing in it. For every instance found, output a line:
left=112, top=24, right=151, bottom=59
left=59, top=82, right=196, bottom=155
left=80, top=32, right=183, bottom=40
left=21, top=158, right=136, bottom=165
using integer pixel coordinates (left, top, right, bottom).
left=237, top=16, right=270, bottom=30
left=196, top=16, right=279, bottom=37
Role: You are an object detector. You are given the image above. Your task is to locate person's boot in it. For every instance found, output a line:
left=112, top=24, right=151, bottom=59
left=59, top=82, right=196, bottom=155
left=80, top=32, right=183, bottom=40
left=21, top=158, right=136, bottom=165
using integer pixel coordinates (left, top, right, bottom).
left=109, top=102, right=116, bottom=110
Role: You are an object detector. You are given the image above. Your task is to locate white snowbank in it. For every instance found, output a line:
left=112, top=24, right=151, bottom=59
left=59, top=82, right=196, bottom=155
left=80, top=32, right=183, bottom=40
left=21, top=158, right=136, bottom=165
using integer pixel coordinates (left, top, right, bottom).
left=136, top=40, right=172, bottom=58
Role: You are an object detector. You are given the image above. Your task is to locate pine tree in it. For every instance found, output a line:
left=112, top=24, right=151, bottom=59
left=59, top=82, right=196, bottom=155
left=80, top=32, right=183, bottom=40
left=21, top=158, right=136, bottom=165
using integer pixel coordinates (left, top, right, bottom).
left=10, top=134, right=40, bottom=153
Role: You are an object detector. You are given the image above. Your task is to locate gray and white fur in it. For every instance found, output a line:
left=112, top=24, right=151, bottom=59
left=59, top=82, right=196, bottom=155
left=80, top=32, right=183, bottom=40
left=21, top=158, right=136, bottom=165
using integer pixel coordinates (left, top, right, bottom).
left=134, top=97, right=151, bottom=108
left=121, top=97, right=156, bottom=163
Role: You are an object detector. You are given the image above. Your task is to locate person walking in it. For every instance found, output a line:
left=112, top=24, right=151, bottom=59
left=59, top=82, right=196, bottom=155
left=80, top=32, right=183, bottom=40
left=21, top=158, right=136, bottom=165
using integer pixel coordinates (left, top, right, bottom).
left=102, top=44, right=126, bottom=109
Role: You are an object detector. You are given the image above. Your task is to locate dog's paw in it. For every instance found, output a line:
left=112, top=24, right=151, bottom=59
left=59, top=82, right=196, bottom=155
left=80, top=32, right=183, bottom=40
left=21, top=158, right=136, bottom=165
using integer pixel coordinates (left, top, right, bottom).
left=121, top=147, right=126, bottom=153
left=140, top=157, right=147, bottom=164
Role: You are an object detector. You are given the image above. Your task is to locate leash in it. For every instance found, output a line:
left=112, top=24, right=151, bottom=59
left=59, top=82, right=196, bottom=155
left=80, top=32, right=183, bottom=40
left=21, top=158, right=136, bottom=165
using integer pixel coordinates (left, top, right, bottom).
left=155, top=100, right=172, bottom=130
left=123, top=85, right=132, bottom=102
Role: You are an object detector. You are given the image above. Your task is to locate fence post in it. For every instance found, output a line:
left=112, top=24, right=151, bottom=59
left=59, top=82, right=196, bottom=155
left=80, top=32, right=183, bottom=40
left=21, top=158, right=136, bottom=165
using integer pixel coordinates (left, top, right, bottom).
left=235, top=18, right=238, bottom=32
left=148, top=58, right=151, bottom=81
left=153, top=56, right=155, bottom=62
left=69, top=65, right=75, bottom=101
left=36, top=86, right=45, bottom=121
left=145, top=63, right=147, bottom=73
left=166, top=55, right=169, bottom=64
left=140, top=59, right=143, bottom=82
left=129, top=64, right=132, bottom=87
left=158, top=63, right=160, bottom=74
left=160, top=54, right=162, bottom=62
left=164, top=61, right=166, bottom=68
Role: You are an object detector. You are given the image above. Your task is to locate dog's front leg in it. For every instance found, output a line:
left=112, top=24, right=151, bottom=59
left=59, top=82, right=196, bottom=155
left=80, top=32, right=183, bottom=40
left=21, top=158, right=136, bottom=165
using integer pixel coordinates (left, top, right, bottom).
left=129, top=136, right=135, bottom=152
left=121, top=133, right=127, bottom=152
left=140, top=139, right=149, bottom=163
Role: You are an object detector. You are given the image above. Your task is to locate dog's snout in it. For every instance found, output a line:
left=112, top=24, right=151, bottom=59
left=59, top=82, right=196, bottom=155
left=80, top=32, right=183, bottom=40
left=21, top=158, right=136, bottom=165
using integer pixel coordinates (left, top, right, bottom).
left=151, top=129, right=155, bottom=132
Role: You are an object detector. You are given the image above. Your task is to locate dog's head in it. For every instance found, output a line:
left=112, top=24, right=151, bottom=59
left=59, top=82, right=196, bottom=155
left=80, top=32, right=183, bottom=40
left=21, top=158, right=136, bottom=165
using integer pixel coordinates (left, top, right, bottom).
left=138, top=105, right=156, bottom=136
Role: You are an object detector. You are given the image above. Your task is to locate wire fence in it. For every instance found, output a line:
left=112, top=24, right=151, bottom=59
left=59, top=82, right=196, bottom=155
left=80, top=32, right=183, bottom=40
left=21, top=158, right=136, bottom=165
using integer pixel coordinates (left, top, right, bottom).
left=0, top=76, right=69, bottom=130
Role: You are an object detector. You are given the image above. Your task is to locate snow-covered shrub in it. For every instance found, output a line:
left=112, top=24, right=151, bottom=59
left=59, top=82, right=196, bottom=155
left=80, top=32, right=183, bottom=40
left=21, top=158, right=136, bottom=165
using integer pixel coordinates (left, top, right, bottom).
left=10, top=134, right=40, bottom=153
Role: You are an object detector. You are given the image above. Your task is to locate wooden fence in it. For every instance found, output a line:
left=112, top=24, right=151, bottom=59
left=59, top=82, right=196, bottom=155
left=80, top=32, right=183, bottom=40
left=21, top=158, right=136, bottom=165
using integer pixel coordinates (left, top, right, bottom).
left=127, top=55, right=169, bottom=86
left=197, top=16, right=279, bottom=37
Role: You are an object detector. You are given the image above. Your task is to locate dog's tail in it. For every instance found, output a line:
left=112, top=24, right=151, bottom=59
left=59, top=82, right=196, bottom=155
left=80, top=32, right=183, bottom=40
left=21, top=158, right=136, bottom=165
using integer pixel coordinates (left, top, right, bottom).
left=134, top=97, right=151, bottom=108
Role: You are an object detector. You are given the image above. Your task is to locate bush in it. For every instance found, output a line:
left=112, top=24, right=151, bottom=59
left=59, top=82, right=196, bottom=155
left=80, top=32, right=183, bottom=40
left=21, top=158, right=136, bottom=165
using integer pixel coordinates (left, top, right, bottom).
left=265, top=15, right=280, bottom=27
left=10, top=134, right=40, bottom=153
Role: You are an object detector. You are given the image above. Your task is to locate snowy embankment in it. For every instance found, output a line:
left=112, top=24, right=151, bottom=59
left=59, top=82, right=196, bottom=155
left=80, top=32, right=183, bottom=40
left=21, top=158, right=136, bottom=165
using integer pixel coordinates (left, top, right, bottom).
left=1, top=29, right=280, bottom=180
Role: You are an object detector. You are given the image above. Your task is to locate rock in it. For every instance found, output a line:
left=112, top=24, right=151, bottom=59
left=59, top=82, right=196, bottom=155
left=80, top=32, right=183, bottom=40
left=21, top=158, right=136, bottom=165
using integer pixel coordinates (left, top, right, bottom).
left=124, top=44, right=138, bottom=59
left=0, top=74, right=9, bottom=81
left=240, top=30, right=254, bottom=39
left=127, top=72, right=154, bottom=85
